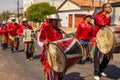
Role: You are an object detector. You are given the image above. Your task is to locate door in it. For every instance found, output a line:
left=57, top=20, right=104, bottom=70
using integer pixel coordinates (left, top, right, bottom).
left=69, top=14, right=73, bottom=28
left=75, top=14, right=86, bottom=28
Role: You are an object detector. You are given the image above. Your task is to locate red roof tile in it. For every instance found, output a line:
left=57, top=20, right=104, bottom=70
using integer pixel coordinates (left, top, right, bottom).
left=70, top=0, right=104, bottom=7
left=109, top=0, right=120, bottom=3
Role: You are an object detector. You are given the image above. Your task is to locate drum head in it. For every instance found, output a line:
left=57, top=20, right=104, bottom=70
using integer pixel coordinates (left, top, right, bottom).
left=96, top=27, right=115, bottom=54
left=47, top=43, right=67, bottom=72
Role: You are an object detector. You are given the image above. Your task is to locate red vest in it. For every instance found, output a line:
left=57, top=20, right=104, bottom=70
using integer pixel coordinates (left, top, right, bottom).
left=92, top=11, right=111, bottom=38
left=7, top=22, right=19, bottom=36
left=18, top=24, right=33, bottom=36
left=39, top=25, right=63, bottom=42
left=76, top=22, right=93, bottom=40
left=0, top=26, right=8, bottom=36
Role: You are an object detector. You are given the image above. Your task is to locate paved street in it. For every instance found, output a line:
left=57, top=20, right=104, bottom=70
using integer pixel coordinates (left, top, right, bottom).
left=63, top=53, right=120, bottom=80
left=0, top=37, right=120, bottom=80
left=0, top=0, right=120, bottom=79
left=0, top=40, right=45, bottom=80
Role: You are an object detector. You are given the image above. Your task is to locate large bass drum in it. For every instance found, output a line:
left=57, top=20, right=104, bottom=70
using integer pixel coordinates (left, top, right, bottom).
left=96, top=27, right=116, bottom=54
left=46, top=37, right=83, bottom=72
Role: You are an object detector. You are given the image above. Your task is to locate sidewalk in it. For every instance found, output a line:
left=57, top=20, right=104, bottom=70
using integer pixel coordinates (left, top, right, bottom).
left=60, top=27, right=77, bottom=34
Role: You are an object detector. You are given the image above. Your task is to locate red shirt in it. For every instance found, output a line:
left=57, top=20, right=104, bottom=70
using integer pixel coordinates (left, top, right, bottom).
left=18, top=24, right=33, bottom=36
left=76, top=21, right=93, bottom=40
left=92, top=11, right=111, bottom=38
left=39, top=25, right=63, bottom=43
left=39, top=21, right=49, bottom=29
left=0, top=26, right=8, bottom=36
left=7, top=22, right=19, bottom=36
left=38, top=24, right=63, bottom=63
left=0, top=27, right=1, bottom=35
left=18, top=24, right=33, bottom=43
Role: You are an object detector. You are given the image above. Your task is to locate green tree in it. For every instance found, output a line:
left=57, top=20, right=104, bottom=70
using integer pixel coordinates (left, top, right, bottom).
left=26, top=2, right=57, bottom=22
left=0, top=10, right=12, bottom=21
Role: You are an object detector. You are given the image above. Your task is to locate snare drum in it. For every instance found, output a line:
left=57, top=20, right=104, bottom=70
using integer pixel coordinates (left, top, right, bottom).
left=46, top=37, right=83, bottom=72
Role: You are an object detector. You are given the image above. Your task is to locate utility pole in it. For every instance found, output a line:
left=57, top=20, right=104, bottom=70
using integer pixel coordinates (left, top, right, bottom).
left=17, top=0, right=20, bottom=24
left=99, top=0, right=101, bottom=6
left=91, top=0, right=94, bottom=9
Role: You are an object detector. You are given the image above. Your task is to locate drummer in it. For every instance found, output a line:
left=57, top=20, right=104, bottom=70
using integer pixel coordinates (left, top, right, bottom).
left=37, top=14, right=67, bottom=80
left=18, top=18, right=34, bottom=61
left=92, top=3, right=112, bottom=80
left=76, top=15, right=94, bottom=64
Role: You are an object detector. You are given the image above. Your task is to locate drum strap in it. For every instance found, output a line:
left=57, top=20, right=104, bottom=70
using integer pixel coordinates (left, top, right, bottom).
left=58, top=28, right=69, bottom=37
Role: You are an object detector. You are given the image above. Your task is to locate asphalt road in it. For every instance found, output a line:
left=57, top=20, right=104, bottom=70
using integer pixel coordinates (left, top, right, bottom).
left=0, top=38, right=120, bottom=80
left=0, top=38, right=45, bottom=80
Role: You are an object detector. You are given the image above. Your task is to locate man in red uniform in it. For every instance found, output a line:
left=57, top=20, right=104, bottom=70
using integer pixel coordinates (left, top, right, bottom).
left=37, top=14, right=66, bottom=80
left=7, top=17, right=19, bottom=52
left=18, top=18, right=34, bottom=61
left=0, top=21, right=8, bottom=50
left=39, top=15, right=50, bottom=29
left=92, top=3, right=112, bottom=80
left=76, top=15, right=94, bottom=64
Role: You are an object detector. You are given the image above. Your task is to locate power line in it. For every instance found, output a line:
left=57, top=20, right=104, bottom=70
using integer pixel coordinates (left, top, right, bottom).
left=17, top=0, right=20, bottom=24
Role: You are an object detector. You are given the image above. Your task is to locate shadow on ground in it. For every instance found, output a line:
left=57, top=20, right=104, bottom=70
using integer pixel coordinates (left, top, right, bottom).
left=34, top=54, right=40, bottom=60
left=17, top=49, right=24, bottom=53
left=105, top=65, right=120, bottom=80
left=62, top=72, right=84, bottom=80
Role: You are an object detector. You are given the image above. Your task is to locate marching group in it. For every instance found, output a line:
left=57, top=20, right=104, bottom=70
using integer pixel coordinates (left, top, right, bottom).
left=0, top=3, right=113, bottom=80
left=0, top=17, right=34, bottom=61
left=37, top=3, right=113, bottom=80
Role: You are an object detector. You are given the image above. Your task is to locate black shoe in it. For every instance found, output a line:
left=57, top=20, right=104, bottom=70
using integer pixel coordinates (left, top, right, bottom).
left=2, top=48, right=5, bottom=50
left=15, top=47, right=19, bottom=51
left=2, top=44, right=6, bottom=50
left=86, top=58, right=92, bottom=64
left=86, top=61, right=92, bottom=64
left=77, top=60, right=85, bottom=64
left=5, top=43, right=8, bottom=48
left=11, top=48, right=14, bottom=53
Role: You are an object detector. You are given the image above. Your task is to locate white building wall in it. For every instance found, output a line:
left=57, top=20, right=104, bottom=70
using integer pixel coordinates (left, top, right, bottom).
left=23, top=0, right=34, bottom=12
left=58, top=12, right=68, bottom=27
left=58, top=1, right=80, bottom=11
left=58, top=10, right=94, bottom=28
left=115, top=7, right=120, bottom=25
left=111, top=7, right=120, bottom=25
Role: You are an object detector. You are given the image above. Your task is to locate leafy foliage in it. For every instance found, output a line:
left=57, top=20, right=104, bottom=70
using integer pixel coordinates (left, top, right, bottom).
left=26, top=2, right=57, bottom=22
left=0, top=10, right=12, bottom=21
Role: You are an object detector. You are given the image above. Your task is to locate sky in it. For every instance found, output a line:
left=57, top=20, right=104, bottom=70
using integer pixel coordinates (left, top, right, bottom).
left=0, top=0, right=23, bottom=13
left=0, top=0, right=107, bottom=13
